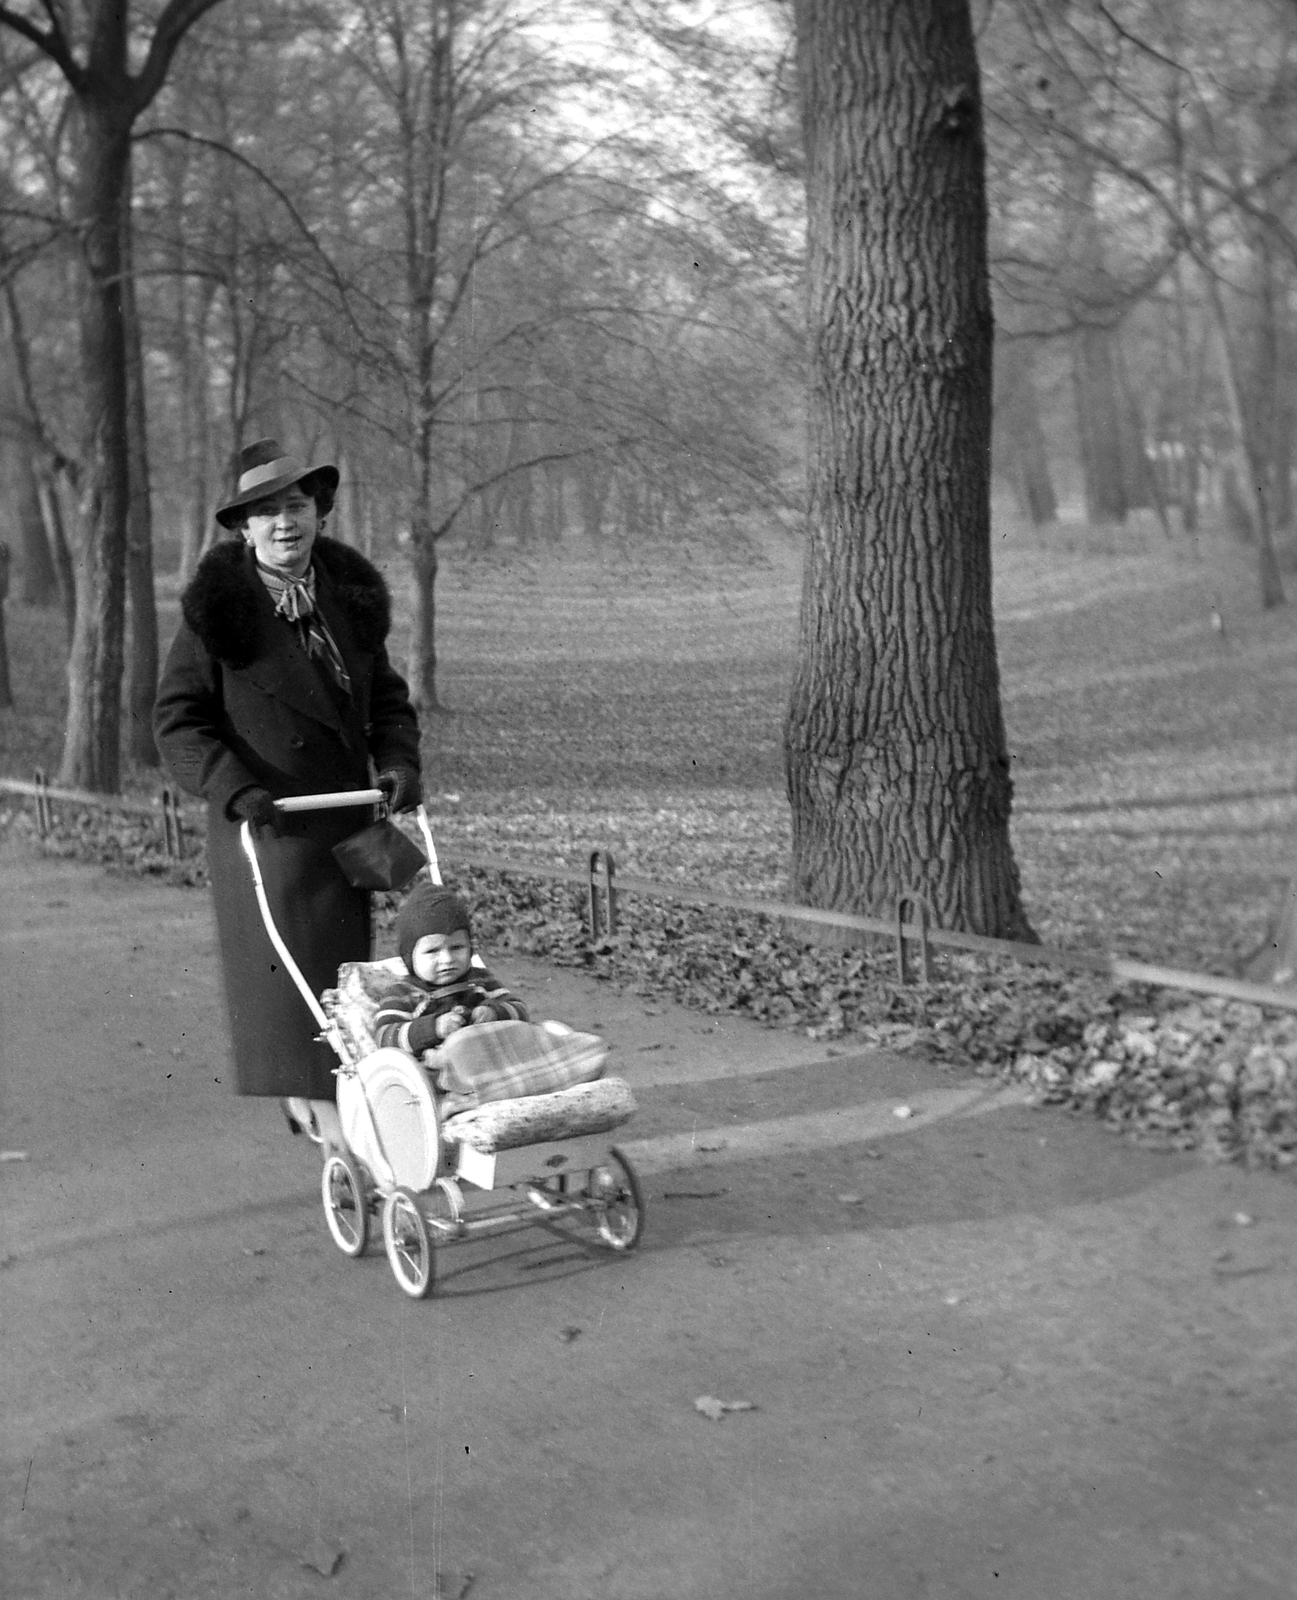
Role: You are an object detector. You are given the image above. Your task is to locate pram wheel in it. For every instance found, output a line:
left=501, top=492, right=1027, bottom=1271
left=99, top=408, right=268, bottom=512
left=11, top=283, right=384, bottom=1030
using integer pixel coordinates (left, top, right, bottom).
left=382, top=1187, right=435, bottom=1299
left=586, top=1148, right=644, bottom=1251
left=321, top=1151, right=369, bottom=1258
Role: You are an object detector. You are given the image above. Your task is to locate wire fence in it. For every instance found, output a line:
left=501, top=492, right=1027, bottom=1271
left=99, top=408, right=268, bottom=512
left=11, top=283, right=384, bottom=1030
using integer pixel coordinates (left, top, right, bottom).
left=3, top=770, right=1295, bottom=1016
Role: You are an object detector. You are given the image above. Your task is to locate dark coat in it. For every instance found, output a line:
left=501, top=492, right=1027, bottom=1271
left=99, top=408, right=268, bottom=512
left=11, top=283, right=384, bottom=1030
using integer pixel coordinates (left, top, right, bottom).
left=154, top=537, right=422, bottom=1099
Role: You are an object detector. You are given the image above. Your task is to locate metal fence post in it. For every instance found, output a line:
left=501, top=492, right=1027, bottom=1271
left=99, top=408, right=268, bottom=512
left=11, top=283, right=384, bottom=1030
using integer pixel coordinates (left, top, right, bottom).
left=33, top=768, right=51, bottom=837
left=160, top=785, right=184, bottom=859
left=588, top=849, right=617, bottom=940
left=895, top=891, right=933, bottom=985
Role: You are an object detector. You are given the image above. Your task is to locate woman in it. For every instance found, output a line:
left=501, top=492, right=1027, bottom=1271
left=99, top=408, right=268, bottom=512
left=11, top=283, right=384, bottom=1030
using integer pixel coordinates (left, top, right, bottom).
left=154, top=438, right=422, bottom=1148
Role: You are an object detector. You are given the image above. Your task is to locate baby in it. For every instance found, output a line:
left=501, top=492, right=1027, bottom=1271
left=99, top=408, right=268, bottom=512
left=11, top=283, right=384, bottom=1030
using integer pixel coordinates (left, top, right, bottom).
left=373, top=881, right=528, bottom=1057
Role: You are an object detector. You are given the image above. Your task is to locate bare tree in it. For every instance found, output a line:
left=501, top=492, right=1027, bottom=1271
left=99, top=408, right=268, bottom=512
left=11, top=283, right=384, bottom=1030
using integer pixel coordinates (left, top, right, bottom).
left=785, top=0, right=1034, bottom=940
left=0, top=0, right=228, bottom=791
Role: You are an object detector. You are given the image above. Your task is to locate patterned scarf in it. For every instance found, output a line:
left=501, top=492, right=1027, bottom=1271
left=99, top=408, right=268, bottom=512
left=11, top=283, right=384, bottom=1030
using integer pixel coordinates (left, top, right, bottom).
left=255, top=561, right=352, bottom=695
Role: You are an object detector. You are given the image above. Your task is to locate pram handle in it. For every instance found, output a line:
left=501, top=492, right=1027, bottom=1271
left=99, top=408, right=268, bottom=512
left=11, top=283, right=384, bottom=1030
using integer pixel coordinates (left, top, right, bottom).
left=274, top=789, right=384, bottom=812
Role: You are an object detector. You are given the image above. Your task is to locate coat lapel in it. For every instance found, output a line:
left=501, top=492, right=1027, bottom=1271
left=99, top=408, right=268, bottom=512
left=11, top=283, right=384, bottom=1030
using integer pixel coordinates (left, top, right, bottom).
left=313, top=563, right=374, bottom=751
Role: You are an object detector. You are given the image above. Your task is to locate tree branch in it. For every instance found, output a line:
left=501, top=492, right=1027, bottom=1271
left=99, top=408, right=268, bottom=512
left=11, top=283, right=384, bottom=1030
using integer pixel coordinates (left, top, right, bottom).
left=130, top=0, right=228, bottom=111
left=0, top=2, right=81, bottom=85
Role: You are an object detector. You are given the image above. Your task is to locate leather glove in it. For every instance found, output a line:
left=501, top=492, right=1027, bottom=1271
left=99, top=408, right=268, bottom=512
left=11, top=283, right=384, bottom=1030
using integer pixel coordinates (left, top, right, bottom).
left=377, top=767, right=421, bottom=813
left=229, top=786, right=281, bottom=832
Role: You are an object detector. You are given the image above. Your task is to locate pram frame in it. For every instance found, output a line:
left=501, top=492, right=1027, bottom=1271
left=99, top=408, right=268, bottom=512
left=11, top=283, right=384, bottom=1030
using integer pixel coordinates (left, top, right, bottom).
left=238, top=793, right=643, bottom=1298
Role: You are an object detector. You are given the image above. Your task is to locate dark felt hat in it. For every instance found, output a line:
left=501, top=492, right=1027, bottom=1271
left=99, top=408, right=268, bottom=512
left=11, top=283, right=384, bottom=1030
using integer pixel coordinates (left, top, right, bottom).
left=215, top=438, right=340, bottom=529
left=397, top=883, right=474, bottom=973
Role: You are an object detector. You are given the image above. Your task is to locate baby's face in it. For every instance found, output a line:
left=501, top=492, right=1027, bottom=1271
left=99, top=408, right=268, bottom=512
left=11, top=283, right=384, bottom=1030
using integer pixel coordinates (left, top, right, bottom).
left=411, top=929, right=472, bottom=985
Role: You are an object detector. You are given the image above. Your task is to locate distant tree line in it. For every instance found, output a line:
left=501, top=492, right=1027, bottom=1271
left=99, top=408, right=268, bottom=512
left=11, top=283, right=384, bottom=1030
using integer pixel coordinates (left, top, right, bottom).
left=4, top=0, right=1295, bottom=794
left=0, top=0, right=802, bottom=784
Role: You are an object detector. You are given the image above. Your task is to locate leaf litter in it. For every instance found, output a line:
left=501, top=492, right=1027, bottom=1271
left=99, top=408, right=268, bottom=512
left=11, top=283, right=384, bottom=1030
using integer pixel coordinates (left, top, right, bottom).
left=6, top=540, right=1297, bottom=1170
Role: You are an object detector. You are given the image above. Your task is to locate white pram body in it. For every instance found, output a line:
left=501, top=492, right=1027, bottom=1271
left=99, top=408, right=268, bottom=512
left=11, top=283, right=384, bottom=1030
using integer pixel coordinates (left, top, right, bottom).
left=240, top=795, right=644, bottom=1299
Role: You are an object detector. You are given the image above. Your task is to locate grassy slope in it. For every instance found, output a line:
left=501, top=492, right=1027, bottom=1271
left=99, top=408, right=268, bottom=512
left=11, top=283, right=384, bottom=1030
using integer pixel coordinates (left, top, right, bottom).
left=2, top=520, right=1294, bottom=976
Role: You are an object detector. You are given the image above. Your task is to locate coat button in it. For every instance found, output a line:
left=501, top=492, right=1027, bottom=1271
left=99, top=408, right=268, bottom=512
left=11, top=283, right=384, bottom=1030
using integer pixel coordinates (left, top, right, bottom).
left=290, top=734, right=305, bottom=749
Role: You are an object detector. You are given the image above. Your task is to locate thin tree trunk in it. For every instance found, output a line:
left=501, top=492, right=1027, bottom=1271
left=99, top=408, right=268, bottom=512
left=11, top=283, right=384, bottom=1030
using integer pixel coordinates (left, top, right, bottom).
left=36, top=473, right=77, bottom=642
left=406, top=531, right=440, bottom=711
left=0, top=296, right=61, bottom=605
left=10, top=446, right=59, bottom=605
left=122, top=163, right=159, bottom=767
left=786, top=0, right=1033, bottom=940
left=997, top=340, right=1056, bottom=525
left=1072, top=324, right=1128, bottom=525
left=59, top=100, right=134, bottom=791
left=0, top=542, right=13, bottom=708
left=1204, top=265, right=1285, bottom=607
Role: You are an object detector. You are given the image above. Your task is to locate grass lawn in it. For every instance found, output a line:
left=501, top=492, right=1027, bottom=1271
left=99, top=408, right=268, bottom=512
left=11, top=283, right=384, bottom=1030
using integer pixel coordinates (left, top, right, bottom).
left=2, top=515, right=1294, bottom=978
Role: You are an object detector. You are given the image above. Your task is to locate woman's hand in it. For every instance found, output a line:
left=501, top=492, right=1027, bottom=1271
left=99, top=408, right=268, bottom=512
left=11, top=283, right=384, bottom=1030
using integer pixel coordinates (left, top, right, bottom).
left=377, top=767, right=421, bottom=813
left=229, top=786, right=281, bottom=833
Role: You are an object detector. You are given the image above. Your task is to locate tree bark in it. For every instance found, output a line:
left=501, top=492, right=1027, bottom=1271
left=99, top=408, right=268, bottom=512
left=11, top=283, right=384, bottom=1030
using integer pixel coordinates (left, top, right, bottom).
left=0, top=542, right=13, bottom=708
left=122, top=163, right=159, bottom=767
left=1071, top=324, right=1129, bottom=525
left=996, top=340, right=1056, bottom=526
left=1204, top=266, right=1285, bottom=608
left=59, top=97, right=134, bottom=791
left=6, top=443, right=59, bottom=606
left=36, top=473, right=77, bottom=642
left=0, top=297, right=61, bottom=605
left=406, top=530, right=440, bottom=711
left=786, top=0, right=1033, bottom=940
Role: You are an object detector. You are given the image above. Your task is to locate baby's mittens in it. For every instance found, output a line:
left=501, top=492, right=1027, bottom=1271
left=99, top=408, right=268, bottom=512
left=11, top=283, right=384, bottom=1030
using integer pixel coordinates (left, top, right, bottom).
left=406, top=1013, right=442, bottom=1054
left=436, top=1007, right=469, bottom=1039
left=469, top=1004, right=495, bottom=1024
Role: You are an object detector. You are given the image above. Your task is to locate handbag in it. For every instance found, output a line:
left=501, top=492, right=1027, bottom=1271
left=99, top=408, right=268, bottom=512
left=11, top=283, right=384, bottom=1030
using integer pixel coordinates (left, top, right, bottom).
left=332, top=814, right=426, bottom=891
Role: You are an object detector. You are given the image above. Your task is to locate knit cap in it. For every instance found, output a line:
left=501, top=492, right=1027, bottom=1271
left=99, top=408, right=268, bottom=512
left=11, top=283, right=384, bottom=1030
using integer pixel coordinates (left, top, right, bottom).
left=397, top=882, right=473, bottom=973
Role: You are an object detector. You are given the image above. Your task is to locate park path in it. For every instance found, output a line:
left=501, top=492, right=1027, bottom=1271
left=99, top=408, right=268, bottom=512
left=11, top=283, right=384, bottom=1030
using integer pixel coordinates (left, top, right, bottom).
left=3, top=837, right=1296, bottom=1600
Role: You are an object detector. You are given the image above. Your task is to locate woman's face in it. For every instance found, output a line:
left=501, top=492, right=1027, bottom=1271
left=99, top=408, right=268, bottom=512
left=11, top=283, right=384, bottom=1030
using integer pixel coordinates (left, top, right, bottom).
left=241, top=484, right=320, bottom=577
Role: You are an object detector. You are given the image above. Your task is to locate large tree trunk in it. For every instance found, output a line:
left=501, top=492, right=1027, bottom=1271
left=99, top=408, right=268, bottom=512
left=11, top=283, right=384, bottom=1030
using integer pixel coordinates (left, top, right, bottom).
left=122, top=165, right=160, bottom=767
left=59, top=101, right=134, bottom=792
left=786, top=0, right=1033, bottom=941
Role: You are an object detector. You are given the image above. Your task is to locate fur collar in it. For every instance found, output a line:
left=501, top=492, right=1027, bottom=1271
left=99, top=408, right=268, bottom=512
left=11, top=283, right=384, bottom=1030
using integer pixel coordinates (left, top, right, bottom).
left=181, top=536, right=392, bottom=669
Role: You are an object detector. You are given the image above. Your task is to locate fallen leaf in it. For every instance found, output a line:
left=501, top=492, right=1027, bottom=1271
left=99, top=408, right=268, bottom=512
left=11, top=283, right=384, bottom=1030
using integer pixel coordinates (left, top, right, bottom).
left=836, top=1193, right=864, bottom=1206
left=300, top=1536, right=346, bottom=1577
left=695, top=1137, right=726, bottom=1152
left=861, top=1148, right=883, bottom=1160
left=694, top=1395, right=758, bottom=1421
left=0, top=1150, right=29, bottom=1163
left=1233, top=1212, right=1255, bottom=1227
left=663, top=1189, right=727, bottom=1199
left=559, top=1326, right=582, bottom=1343
left=893, top=1105, right=914, bottom=1120
left=431, top=1570, right=475, bottom=1600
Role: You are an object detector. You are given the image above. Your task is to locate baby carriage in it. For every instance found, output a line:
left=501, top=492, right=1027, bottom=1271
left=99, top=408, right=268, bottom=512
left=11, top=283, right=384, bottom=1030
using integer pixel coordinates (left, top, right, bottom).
left=240, top=790, right=644, bottom=1299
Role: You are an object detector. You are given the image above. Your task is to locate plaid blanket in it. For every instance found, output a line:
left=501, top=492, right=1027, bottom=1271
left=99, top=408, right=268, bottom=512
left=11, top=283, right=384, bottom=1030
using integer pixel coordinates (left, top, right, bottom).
left=323, top=962, right=607, bottom=1115
left=431, top=1020, right=608, bottom=1116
